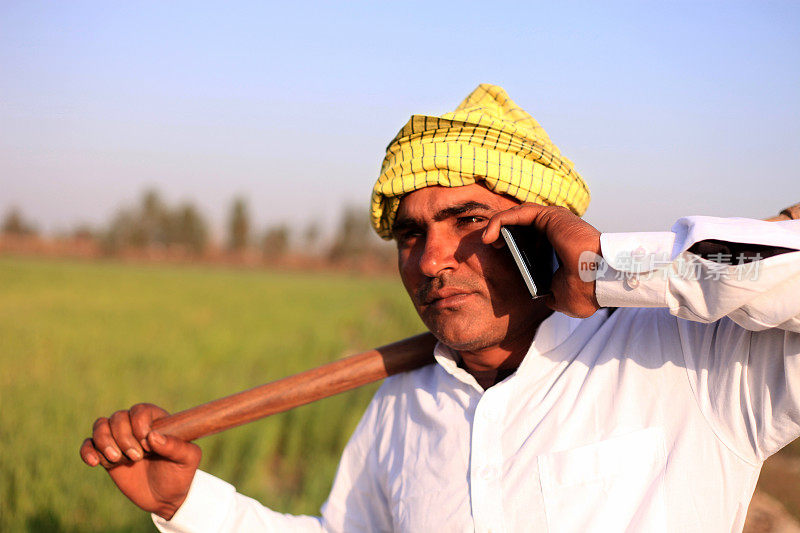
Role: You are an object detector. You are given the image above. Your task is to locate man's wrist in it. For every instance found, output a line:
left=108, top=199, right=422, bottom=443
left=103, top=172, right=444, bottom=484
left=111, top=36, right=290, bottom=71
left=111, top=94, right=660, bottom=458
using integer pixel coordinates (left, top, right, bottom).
left=155, top=493, right=189, bottom=522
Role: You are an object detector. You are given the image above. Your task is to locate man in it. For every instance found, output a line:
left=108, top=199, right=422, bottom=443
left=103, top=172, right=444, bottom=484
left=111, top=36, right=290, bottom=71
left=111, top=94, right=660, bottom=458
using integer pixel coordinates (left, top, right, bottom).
left=81, top=85, right=800, bottom=532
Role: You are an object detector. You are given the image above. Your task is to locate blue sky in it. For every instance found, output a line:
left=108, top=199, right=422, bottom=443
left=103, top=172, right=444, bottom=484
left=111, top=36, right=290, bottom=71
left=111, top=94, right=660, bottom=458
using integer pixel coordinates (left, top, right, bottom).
left=1, top=0, right=798, bottom=238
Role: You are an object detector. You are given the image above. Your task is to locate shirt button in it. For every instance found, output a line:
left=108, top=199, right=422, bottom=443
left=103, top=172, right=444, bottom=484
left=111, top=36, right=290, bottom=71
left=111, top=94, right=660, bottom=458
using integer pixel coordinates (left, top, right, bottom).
left=626, top=275, right=640, bottom=289
left=480, top=466, right=499, bottom=481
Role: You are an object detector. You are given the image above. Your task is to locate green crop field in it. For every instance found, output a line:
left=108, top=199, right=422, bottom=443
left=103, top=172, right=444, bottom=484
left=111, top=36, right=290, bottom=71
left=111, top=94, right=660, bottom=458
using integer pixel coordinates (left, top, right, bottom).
left=0, top=256, right=423, bottom=532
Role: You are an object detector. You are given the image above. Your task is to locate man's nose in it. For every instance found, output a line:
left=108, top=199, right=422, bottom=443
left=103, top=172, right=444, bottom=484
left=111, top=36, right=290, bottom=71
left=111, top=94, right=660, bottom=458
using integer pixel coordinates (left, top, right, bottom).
left=418, top=229, right=458, bottom=277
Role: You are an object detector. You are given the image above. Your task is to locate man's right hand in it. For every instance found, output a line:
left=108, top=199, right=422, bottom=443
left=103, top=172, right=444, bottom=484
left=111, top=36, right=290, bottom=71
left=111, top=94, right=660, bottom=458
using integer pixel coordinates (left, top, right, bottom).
left=79, top=403, right=202, bottom=520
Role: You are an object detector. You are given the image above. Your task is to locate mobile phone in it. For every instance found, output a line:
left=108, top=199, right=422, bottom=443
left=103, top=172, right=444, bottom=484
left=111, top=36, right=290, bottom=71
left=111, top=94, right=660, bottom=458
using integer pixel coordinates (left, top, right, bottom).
left=500, top=225, right=557, bottom=299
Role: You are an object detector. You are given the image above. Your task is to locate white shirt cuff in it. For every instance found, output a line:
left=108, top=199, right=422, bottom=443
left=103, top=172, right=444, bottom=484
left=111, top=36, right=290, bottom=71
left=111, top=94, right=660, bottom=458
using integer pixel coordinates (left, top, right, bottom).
left=595, top=266, right=669, bottom=309
left=152, top=470, right=235, bottom=533
left=596, top=232, right=672, bottom=308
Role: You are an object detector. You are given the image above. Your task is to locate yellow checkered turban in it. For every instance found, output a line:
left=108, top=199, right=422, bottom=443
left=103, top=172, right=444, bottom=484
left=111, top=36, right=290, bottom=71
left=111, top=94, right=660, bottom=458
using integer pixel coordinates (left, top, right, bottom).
left=370, top=84, right=591, bottom=239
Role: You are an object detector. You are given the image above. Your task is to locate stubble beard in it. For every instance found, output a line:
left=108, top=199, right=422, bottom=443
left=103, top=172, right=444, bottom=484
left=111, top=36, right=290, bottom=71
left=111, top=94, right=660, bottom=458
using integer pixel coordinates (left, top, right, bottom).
left=417, top=299, right=509, bottom=352
left=411, top=272, right=502, bottom=351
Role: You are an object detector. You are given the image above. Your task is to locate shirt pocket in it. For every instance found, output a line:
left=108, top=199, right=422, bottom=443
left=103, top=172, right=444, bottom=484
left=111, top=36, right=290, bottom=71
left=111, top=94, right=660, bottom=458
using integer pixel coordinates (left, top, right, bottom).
left=538, top=427, right=668, bottom=533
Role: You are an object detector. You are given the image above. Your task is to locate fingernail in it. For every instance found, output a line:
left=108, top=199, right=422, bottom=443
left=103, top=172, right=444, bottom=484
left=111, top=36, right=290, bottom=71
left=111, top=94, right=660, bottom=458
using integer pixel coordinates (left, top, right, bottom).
left=150, top=431, right=166, bottom=445
left=87, top=453, right=99, bottom=467
left=140, top=438, right=151, bottom=453
left=127, top=448, right=142, bottom=461
left=105, top=447, right=121, bottom=461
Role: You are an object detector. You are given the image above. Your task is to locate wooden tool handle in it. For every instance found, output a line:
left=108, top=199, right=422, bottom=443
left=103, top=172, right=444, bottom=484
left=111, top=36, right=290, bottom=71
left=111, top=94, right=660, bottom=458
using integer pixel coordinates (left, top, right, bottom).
left=151, top=202, right=800, bottom=442
left=151, top=332, right=437, bottom=441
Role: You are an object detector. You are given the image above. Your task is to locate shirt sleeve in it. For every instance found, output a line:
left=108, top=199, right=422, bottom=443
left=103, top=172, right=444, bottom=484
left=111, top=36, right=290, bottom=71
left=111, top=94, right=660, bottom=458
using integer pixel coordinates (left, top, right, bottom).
left=595, top=216, right=800, bottom=461
left=152, top=387, right=392, bottom=533
left=595, top=217, right=800, bottom=333
left=151, top=470, right=324, bottom=533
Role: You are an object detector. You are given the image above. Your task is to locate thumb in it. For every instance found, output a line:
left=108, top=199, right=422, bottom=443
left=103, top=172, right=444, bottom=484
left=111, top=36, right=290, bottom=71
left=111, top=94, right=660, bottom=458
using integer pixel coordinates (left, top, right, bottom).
left=146, top=431, right=201, bottom=466
left=543, top=292, right=558, bottom=312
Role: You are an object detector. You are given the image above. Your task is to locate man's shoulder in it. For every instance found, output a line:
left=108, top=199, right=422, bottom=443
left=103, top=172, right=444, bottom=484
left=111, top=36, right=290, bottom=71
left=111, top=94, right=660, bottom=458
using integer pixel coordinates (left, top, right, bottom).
left=378, top=359, right=443, bottom=398
left=365, top=357, right=457, bottom=421
left=352, top=361, right=446, bottom=442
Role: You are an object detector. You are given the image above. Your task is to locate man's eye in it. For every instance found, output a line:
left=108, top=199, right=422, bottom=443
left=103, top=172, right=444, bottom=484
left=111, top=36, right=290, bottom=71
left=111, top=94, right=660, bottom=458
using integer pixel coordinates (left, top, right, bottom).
left=457, top=215, right=486, bottom=226
left=395, top=230, right=421, bottom=246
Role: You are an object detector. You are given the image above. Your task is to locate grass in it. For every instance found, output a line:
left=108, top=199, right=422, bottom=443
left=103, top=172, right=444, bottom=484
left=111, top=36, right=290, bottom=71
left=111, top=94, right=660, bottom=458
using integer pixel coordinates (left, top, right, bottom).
left=0, top=256, right=423, bottom=532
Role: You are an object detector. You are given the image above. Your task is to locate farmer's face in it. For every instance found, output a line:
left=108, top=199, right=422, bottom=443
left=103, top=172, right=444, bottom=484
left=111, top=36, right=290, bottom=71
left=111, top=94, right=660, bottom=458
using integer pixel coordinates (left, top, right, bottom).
left=393, top=184, right=540, bottom=352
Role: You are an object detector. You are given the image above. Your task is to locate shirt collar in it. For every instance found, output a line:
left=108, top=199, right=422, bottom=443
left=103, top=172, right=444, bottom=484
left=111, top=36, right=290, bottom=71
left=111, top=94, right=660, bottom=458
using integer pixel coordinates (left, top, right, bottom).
left=432, top=311, right=583, bottom=391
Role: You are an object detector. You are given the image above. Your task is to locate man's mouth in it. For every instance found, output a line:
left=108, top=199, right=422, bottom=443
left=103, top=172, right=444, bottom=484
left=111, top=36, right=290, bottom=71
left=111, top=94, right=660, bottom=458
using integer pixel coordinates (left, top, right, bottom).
left=423, top=288, right=475, bottom=309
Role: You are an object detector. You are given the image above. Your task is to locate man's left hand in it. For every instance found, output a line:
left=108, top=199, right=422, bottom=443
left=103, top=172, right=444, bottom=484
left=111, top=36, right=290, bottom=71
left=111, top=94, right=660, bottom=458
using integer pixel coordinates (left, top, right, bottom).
left=482, top=204, right=602, bottom=318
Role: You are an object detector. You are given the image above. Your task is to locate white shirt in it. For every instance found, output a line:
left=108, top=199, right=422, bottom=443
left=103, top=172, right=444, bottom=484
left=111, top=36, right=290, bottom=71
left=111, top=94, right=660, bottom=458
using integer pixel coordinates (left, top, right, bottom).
left=154, top=216, right=800, bottom=533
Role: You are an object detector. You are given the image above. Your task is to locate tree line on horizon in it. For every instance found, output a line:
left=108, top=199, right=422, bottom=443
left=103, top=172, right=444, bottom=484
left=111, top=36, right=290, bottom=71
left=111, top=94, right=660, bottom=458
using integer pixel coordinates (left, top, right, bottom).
left=1, top=190, right=394, bottom=267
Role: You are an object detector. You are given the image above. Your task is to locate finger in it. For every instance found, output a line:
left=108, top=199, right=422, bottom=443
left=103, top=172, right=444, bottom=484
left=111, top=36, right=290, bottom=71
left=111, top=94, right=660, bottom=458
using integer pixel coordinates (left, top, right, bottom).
left=544, top=271, right=572, bottom=314
left=80, top=437, right=116, bottom=469
left=80, top=438, right=101, bottom=467
left=543, top=270, right=566, bottom=313
left=91, top=417, right=124, bottom=464
left=130, top=403, right=169, bottom=453
left=109, top=410, right=144, bottom=462
left=543, top=293, right=559, bottom=313
left=147, top=431, right=202, bottom=467
left=482, top=204, right=546, bottom=244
